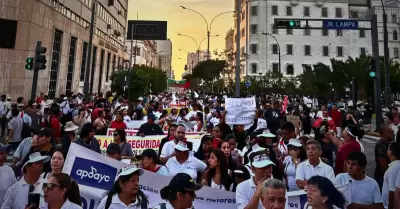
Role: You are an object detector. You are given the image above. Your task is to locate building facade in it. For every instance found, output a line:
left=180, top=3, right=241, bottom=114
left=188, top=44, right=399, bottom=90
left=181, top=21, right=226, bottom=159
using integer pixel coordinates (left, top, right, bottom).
left=0, top=0, right=129, bottom=98
left=156, top=39, right=173, bottom=77
left=126, top=39, right=161, bottom=68
left=185, top=50, right=209, bottom=74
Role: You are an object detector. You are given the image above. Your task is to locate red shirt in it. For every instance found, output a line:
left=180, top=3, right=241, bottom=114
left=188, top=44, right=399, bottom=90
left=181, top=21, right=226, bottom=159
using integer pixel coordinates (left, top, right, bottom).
left=50, top=115, right=61, bottom=139
left=330, top=110, right=342, bottom=127
left=110, top=121, right=127, bottom=129
left=335, top=140, right=361, bottom=174
left=36, top=97, right=44, bottom=104
left=313, top=118, right=336, bottom=130
left=212, top=138, right=221, bottom=149
left=92, top=108, right=103, bottom=122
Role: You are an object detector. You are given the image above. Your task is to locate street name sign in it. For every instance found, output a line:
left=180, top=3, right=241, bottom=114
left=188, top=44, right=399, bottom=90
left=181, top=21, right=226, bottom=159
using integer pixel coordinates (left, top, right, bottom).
left=323, top=19, right=358, bottom=30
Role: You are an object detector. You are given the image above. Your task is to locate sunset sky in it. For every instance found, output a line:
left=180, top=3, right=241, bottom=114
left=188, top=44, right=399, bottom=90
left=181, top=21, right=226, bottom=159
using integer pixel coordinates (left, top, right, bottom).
left=127, top=0, right=234, bottom=79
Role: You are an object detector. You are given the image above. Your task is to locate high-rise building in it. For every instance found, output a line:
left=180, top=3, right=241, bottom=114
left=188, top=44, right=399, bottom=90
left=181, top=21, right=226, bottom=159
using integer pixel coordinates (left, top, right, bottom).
left=0, top=0, right=129, bottom=98
left=157, top=39, right=173, bottom=77
left=186, top=50, right=209, bottom=74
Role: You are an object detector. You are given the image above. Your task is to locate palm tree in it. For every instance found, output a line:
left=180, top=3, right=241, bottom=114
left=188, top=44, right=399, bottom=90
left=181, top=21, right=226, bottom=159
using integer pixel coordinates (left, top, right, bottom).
left=344, top=56, right=370, bottom=100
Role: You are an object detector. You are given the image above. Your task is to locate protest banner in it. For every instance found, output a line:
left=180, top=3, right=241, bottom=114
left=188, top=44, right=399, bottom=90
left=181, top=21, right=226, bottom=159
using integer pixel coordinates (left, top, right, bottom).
left=225, top=97, right=256, bottom=112
left=126, top=120, right=147, bottom=129
left=107, top=127, right=204, bottom=137
left=225, top=111, right=256, bottom=125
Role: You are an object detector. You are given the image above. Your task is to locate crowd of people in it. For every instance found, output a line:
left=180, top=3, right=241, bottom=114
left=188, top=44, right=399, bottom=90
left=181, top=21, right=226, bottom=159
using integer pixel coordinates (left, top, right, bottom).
left=0, top=91, right=400, bottom=209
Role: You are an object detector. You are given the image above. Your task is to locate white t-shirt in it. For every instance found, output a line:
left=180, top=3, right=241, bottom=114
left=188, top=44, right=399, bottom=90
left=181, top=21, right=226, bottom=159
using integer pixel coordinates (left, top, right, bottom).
left=283, top=156, right=300, bottom=191
left=0, top=165, right=16, bottom=205
left=160, top=140, right=177, bottom=158
left=1, top=177, right=45, bottom=209
left=97, top=194, right=143, bottom=209
left=166, top=155, right=207, bottom=180
left=211, top=179, right=227, bottom=191
left=382, top=160, right=400, bottom=208
left=295, top=159, right=335, bottom=183
left=236, top=178, right=263, bottom=209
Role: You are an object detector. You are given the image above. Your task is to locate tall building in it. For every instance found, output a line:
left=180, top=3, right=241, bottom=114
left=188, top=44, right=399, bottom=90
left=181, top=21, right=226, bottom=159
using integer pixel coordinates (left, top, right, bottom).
left=0, top=0, right=129, bottom=98
left=156, top=39, right=173, bottom=77
left=225, top=28, right=235, bottom=81
left=126, top=40, right=159, bottom=68
left=186, top=50, right=209, bottom=74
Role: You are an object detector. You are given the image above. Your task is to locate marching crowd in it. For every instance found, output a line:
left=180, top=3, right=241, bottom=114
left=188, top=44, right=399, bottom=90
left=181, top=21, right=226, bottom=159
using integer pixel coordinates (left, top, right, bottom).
left=0, top=92, right=400, bottom=209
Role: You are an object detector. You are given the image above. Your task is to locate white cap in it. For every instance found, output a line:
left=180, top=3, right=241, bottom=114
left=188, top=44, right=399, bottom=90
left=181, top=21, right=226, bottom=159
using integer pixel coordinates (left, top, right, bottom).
left=251, top=153, right=275, bottom=168
left=174, top=141, right=189, bottom=152
left=288, top=138, right=302, bottom=147
left=116, top=164, right=144, bottom=180
left=138, top=97, right=143, bottom=101
left=22, top=152, right=50, bottom=170
left=257, top=130, right=276, bottom=138
left=17, top=103, right=24, bottom=107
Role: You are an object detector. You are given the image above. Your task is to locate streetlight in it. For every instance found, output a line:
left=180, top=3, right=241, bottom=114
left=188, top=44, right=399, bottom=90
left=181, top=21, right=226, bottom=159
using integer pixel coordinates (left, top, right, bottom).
left=262, top=32, right=281, bottom=82
left=200, top=35, right=219, bottom=49
left=178, top=33, right=200, bottom=62
left=180, top=6, right=234, bottom=60
left=379, top=0, right=391, bottom=106
left=178, top=49, right=190, bottom=53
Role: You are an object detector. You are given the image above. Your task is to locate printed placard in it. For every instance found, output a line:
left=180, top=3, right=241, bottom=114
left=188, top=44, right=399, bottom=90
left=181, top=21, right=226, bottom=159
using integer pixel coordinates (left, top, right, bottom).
left=225, top=97, right=256, bottom=112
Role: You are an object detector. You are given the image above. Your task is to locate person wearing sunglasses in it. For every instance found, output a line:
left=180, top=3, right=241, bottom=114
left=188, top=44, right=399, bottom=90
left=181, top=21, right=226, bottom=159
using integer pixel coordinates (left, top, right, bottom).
left=152, top=173, right=202, bottom=209
left=113, top=129, right=134, bottom=160
left=40, top=173, right=82, bottom=209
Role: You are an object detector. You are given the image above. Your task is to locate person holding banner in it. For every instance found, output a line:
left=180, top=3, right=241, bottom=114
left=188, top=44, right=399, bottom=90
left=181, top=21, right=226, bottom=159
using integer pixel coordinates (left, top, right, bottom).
left=97, top=164, right=148, bottom=209
left=152, top=173, right=202, bottom=209
left=136, top=114, right=164, bottom=137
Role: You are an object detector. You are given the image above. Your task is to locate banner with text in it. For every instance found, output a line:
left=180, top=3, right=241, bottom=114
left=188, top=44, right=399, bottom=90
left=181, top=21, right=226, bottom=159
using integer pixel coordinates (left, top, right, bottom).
left=106, top=128, right=204, bottom=137
left=225, top=97, right=256, bottom=125
left=225, top=97, right=256, bottom=112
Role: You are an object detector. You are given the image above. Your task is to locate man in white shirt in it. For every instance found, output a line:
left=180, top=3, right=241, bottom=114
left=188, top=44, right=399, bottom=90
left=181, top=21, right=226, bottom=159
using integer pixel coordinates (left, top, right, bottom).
left=382, top=141, right=400, bottom=209
left=160, top=124, right=187, bottom=164
left=236, top=150, right=275, bottom=209
left=0, top=144, right=16, bottom=206
left=260, top=179, right=287, bottom=209
left=296, top=139, right=335, bottom=189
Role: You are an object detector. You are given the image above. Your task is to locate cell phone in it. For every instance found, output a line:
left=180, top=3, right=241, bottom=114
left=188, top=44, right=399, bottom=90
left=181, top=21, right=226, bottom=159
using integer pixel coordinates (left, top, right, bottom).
left=28, top=193, right=40, bottom=209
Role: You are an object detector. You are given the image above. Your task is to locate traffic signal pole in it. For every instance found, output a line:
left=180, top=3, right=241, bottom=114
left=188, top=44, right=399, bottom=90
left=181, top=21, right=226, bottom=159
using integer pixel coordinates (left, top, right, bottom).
left=30, top=41, right=47, bottom=101
left=83, top=0, right=97, bottom=95
left=371, top=14, right=383, bottom=129
left=31, top=67, right=39, bottom=101
left=235, top=0, right=241, bottom=97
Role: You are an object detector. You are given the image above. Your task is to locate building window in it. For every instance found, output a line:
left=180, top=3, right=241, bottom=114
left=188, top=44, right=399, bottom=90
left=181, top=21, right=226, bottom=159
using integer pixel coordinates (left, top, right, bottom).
left=251, top=44, right=258, bottom=54
left=286, top=64, right=294, bottom=75
left=393, top=30, right=398, bottom=40
left=272, top=44, right=279, bottom=54
left=80, top=42, right=88, bottom=82
left=89, top=46, right=97, bottom=93
left=336, top=30, right=343, bottom=36
left=322, top=7, right=328, bottom=17
left=112, top=54, right=116, bottom=74
left=241, top=28, right=245, bottom=38
left=304, top=7, right=310, bottom=16
left=304, top=28, right=311, bottom=36
left=286, top=6, right=292, bottom=16
left=304, top=45, right=311, bottom=56
left=272, top=5, right=278, bottom=15
left=337, top=46, right=343, bottom=57
left=251, top=63, right=257, bottom=73
left=272, top=24, right=278, bottom=34
left=394, top=48, right=399, bottom=58
left=287, top=28, right=293, bottom=35
left=359, top=29, right=365, bottom=38
left=134, top=47, right=140, bottom=55
left=251, top=6, right=258, bottom=16
left=0, top=19, right=17, bottom=49
left=48, top=29, right=63, bottom=98
left=272, top=63, right=279, bottom=73
left=98, top=49, right=105, bottom=93
left=286, top=44, right=293, bottom=55
left=322, top=29, right=328, bottom=36
left=66, top=37, right=77, bottom=94
left=302, top=64, right=312, bottom=72
left=335, top=8, right=342, bottom=18
left=251, top=24, right=258, bottom=34
left=350, top=11, right=358, bottom=18
left=323, top=46, right=329, bottom=56
left=106, top=52, right=111, bottom=82
left=360, top=47, right=366, bottom=56
left=392, top=14, right=397, bottom=23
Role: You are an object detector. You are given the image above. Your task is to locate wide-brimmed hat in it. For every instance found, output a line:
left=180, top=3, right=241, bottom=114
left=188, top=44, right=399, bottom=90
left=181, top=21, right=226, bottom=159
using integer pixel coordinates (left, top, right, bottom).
left=116, top=164, right=144, bottom=180
left=22, top=152, right=50, bottom=170
left=64, top=121, right=79, bottom=132
left=251, top=153, right=275, bottom=168
left=288, top=138, right=302, bottom=147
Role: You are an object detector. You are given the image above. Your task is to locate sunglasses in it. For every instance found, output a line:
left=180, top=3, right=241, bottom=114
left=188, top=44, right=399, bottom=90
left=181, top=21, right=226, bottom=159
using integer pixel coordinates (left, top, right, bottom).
left=113, top=133, right=118, bottom=136
left=42, top=183, right=61, bottom=191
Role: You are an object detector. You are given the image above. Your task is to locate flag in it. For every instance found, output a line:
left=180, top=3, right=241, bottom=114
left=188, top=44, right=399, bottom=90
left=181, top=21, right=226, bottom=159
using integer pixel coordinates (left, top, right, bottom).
left=168, top=79, right=190, bottom=89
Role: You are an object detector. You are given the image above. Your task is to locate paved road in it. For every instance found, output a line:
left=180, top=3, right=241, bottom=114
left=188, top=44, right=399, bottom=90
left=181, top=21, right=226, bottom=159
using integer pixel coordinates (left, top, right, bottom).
left=362, top=135, right=379, bottom=177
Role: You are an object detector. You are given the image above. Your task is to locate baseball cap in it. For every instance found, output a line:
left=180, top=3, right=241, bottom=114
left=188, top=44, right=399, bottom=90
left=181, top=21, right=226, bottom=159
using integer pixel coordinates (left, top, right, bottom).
left=116, top=164, right=144, bottom=180
left=174, top=141, right=189, bottom=152
left=30, top=124, right=43, bottom=135
left=168, top=173, right=202, bottom=193
left=22, top=152, right=50, bottom=170
left=288, top=138, right=302, bottom=147
left=257, top=130, right=276, bottom=138
left=251, top=153, right=275, bottom=168
left=147, top=113, right=156, bottom=120
left=106, top=143, right=121, bottom=155
left=38, top=127, right=53, bottom=137
left=0, top=143, right=11, bottom=152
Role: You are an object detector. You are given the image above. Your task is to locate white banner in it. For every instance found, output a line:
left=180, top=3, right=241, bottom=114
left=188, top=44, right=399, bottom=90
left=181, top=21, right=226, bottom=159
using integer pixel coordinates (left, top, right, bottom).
left=106, top=128, right=203, bottom=136
left=225, top=111, right=256, bottom=125
left=225, top=97, right=256, bottom=112
left=126, top=120, right=147, bottom=129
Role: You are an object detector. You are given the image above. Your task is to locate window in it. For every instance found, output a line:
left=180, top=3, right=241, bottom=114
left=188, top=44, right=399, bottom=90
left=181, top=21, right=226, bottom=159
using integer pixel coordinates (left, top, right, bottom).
left=134, top=47, right=140, bottom=56
left=336, top=30, right=343, bottom=36
left=287, top=28, right=293, bottom=35
left=392, top=14, right=397, bottom=23
left=48, top=29, right=63, bottom=98
left=302, top=64, right=312, bottom=72
left=106, top=52, right=111, bottom=82
left=112, top=54, right=116, bottom=74
left=89, top=46, right=97, bottom=93
left=80, top=42, right=88, bottom=82
left=350, top=11, right=358, bottom=18
left=337, top=46, right=343, bottom=57
left=251, top=44, right=258, bottom=54
left=393, top=30, right=398, bottom=40
left=251, top=6, right=258, bottom=16
left=335, top=8, right=342, bottom=18
left=272, top=44, right=279, bottom=54
left=98, top=49, right=105, bottom=93
left=272, top=24, right=278, bottom=34
left=304, top=7, right=310, bottom=16
left=286, top=6, right=292, bottom=16
left=394, top=48, right=399, bottom=58
left=241, top=28, right=245, bottom=38
left=359, top=29, right=365, bottom=38
left=322, top=29, right=328, bottom=36
left=272, top=63, right=279, bottom=73
left=322, top=7, right=328, bottom=17
left=286, top=64, right=294, bottom=75
left=272, top=5, right=278, bottom=15
left=251, top=63, right=257, bottom=73
left=251, top=24, right=258, bottom=34
left=0, top=19, right=17, bottom=49
left=286, top=44, right=293, bottom=55
left=304, top=45, right=311, bottom=56
left=323, top=46, right=329, bottom=56
left=304, top=28, right=311, bottom=36
left=66, top=37, right=77, bottom=94
left=360, top=47, right=366, bottom=56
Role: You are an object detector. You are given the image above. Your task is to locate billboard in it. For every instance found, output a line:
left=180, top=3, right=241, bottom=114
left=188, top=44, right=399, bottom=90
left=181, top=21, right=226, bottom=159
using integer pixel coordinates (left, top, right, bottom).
left=126, top=20, right=167, bottom=40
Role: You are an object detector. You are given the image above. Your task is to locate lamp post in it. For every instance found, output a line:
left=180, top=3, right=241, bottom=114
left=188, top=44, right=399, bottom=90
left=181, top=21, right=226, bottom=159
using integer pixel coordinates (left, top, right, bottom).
left=262, top=32, right=281, bottom=82
left=180, top=6, right=233, bottom=60
left=380, top=0, right=391, bottom=106
left=178, top=33, right=200, bottom=63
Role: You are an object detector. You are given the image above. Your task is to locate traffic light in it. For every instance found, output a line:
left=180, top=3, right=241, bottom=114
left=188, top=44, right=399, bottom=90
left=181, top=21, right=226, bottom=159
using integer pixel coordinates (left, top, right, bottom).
left=369, top=58, right=376, bottom=78
left=34, top=41, right=47, bottom=70
left=25, top=57, right=34, bottom=70
left=274, top=19, right=301, bottom=28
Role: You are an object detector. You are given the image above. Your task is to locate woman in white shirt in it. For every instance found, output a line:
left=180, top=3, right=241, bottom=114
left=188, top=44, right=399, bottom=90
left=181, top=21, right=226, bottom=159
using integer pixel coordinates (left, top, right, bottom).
left=282, top=139, right=306, bottom=191
left=201, top=149, right=232, bottom=191
left=40, top=173, right=82, bottom=209
left=41, top=150, right=65, bottom=181
left=97, top=165, right=148, bottom=209
left=193, top=112, right=203, bottom=132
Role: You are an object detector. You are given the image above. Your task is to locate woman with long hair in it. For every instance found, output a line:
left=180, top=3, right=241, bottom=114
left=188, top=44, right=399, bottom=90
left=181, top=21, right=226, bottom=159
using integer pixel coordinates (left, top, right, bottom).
left=220, top=140, right=238, bottom=173
left=306, top=176, right=346, bottom=209
left=113, top=129, right=134, bottom=160
left=97, top=165, right=148, bottom=209
left=201, top=149, right=232, bottom=190
left=194, top=135, right=213, bottom=164
left=283, top=139, right=307, bottom=191
left=41, top=149, right=66, bottom=180
left=40, top=173, right=82, bottom=209
left=193, top=112, right=203, bottom=132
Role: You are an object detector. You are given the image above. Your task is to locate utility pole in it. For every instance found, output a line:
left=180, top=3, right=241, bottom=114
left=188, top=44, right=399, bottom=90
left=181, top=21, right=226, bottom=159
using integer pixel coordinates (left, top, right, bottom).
left=371, top=14, right=383, bottom=129
left=382, top=9, right=391, bottom=106
left=83, top=0, right=96, bottom=95
left=235, top=0, right=241, bottom=97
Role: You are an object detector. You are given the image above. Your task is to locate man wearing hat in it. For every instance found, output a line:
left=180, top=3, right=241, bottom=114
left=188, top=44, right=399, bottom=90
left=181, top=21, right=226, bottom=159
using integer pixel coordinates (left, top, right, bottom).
left=0, top=143, right=16, bottom=205
left=2, top=152, right=49, bottom=209
left=139, top=149, right=169, bottom=176
left=137, top=113, right=164, bottom=137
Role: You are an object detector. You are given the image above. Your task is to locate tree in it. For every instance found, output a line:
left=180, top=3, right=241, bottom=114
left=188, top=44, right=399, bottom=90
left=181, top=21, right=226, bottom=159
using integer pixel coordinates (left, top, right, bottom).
left=192, top=60, right=226, bottom=83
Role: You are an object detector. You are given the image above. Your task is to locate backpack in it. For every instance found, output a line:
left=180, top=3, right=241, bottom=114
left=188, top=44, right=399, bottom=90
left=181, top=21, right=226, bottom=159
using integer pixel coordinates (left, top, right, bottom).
left=105, top=195, right=148, bottom=209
